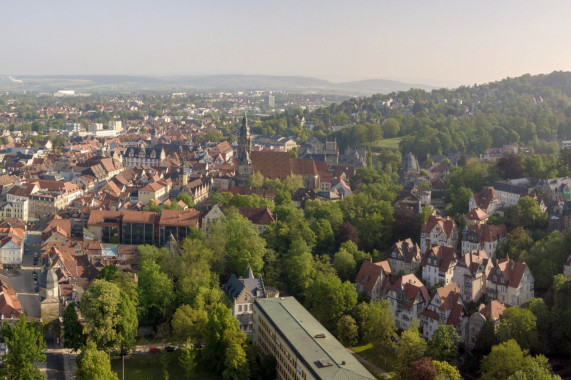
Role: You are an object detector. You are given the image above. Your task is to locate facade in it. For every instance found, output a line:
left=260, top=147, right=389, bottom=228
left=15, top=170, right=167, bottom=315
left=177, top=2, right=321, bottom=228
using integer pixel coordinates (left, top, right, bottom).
left=453, top=250, right=493, bottom=303
left=420, top=215, right=458, bottom=254
left=461, top=223, right=507, bottom=258
left=421, top=245, right=457, bottom=288
left=355, top=260, right=392, bottom=301
left=387, top=239, right=422, bottom=275
left=420, top=283, right=467, bottom=341
left=28, top=191, right=68, bottom=219
left=121, top=211, right=156, bottom=245
left=138, top=181, right=171, bottom=205
left=487, top=258, right=534, bottom=306
left=122, top=147, right=166, bottom=168
left=253, top=297, right=375, bottom=380
left=201, top=204, right=225, bottom=234
left=386, top=274, right=430, bottom=330
left=224, top=268, right=278, bottom=334
left=0, top=199, right=29, bottom=221
left=539, top=177, right=571, bottom=203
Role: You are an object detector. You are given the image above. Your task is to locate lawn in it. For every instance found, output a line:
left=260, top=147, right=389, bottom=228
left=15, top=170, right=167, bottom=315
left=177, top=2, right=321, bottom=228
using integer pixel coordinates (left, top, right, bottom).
left=111, top=351, right=215, bottom=380
left=371, top=137, right=402, bottom=150
left=351, top=342, right=397, bottom=377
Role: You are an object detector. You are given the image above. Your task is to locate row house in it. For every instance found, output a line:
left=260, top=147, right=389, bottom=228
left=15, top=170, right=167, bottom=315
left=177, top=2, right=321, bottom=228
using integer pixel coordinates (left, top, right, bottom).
left=469, top=187, right=501, bottom=216
left=461, top=223, right=507, bottom=258
left=486, top=257, right=534, bottom=307
left=420, top=215, right=458, bottom=253
left=420, top=283, right=467, bottom=341
left=387, top=239, right=422, bottom=276
left=421, top=245, right=457, bottom=288
left=355, top=260, right=392, bottom=301
left=453, top=250, right=493, bottom=303
left=386, top=274, right=430, bottom=330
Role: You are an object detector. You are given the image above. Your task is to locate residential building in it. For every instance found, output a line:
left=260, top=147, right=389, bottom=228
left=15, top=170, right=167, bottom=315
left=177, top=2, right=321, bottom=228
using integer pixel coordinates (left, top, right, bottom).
left=487, top=257, right=534, bottom=306
left=28, top=191, right=68, bottom=219
left=453, top=250, right=493, bottom=303
left=201, top=204, right=225, bottom=234
left=0, top=226, right=25, bottom=266
left=469, top=187, right=501, bottom=215
left=387, top=239, right=422, bottom=275
left=201, top=204, right=275, bottom=234
left=224, top=268, right=278, bottom=334
left=420, top=215, right=458, bottom=253
left=0, top=199, right=29, bottom=222
left=465, top=207, right=489, bottom=226
left=492, top=181, right=530, bottom=208
left=538, top=177, right=571, bottom=202
left=355, top=260, right=392, bottom=301
left=0, top=279, right=23, bottom=319
left=461, top=223, right=507, bottom=258
left=420, top=283, right=467, bottom=341
left=138, top=181, right=171, bottom=205
left=421, top=245, right=457, bottom=288
left=253, top=297, right=375, bottom=380
left=386, top=274, right=430, bottom=330
left=466, top=300, right=506, bottom=351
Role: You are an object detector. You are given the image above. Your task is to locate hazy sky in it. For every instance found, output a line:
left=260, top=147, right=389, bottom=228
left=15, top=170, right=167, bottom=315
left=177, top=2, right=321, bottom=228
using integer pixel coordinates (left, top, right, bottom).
left=2, top=0, right=571, bottom=87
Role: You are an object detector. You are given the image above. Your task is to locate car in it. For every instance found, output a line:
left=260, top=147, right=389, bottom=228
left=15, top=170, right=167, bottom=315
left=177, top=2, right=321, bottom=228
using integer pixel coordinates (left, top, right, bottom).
left=149, top=347, right=161, bottom=354
left=33, top=253, right=38, bottom=258
left=165, top=346, right=175, bottom=352
left=33, top=271, right=37, bottom=275
left=34, top=287, right=39, bottom=293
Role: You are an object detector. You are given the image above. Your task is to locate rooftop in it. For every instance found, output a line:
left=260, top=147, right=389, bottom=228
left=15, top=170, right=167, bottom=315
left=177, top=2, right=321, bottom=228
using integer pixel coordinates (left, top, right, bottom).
left=255, top=297, right=374, bottom=380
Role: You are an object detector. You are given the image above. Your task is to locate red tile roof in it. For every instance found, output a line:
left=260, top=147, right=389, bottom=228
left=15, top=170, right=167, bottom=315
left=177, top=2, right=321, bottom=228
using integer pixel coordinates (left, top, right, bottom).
left=421, top=215, right=456, bottom=238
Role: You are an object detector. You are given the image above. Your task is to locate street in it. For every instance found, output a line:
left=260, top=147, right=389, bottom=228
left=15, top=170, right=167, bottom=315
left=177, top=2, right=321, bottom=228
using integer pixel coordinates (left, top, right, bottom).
left=10, top=226, right=42, bottom=318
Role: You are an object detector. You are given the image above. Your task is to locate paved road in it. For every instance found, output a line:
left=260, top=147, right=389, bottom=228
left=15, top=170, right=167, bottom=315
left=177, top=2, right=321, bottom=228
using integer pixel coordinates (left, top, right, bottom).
left=46, top=352, right=66, bottom=380
left=11, top=228, right=42, bottom=317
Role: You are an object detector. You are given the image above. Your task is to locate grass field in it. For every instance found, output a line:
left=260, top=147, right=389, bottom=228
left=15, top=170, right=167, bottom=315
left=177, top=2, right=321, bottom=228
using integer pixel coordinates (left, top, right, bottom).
left=371, top=137, right=402, bottom=149
left=111, top=352, right=215, bottom=380
left=351, top=342, right=397, bottom=377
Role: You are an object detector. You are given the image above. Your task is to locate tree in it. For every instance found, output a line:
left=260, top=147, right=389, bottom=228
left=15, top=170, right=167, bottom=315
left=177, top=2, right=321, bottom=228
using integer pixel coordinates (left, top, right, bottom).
left=178, top=338, right=197, bottom=380
left=433, top=360, right=461, bottom=380
left=527, top=298, right=555, bottom=355
left=360, top=300, right=396, bottom=354
left=507, top=355, right=561, bottom=380
left=427, top=325, right=459, bottom=364
left=1, top=315, right=46, bottom=380
left=281, top=237, right=315, bottom=298
left=395, top=322, right=427, bottom=380
left=171, top=304, right=209, bottom=344
left=409, top=357, right=437, bottom=380
left=480, top=340, right=526, bottom=380
left=510, top=196, right=547, bottom=230
left=336, top=315, right=359, bottom=347
left=63, top=303, right=86, bottom=351
left=81, top=280, right=137, bottom=353
left=306, top=274, right=358, bottom=331
left=76, top=342, right=119, bottom=380
left=176, top=192, right=194, bottom=208
left=223, top=210, right=266, bottom=276
left=144, top=200, right=161, bottom=213
left=382, top=118, right=400, bottom=137
left=497, top=307, right=537, bottom=351
left=137, top=259, right=175, bottom=322
left=333, top=249, right=356, bottom=281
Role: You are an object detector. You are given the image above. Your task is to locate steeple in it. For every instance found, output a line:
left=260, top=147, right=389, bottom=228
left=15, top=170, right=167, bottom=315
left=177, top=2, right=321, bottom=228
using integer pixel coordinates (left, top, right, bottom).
left=179, top=146, right=189, bottom=187
left=236, top=112, right=253, bottom=187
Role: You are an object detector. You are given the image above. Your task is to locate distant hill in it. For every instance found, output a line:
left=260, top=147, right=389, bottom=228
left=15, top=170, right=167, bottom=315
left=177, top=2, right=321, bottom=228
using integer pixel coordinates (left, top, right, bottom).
left=0, top=74, right=435, bottom=95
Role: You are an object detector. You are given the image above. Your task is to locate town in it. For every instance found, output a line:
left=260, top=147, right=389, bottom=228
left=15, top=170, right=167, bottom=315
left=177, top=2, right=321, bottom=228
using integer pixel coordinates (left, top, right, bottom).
left=0, top=69, right=570, bottom=380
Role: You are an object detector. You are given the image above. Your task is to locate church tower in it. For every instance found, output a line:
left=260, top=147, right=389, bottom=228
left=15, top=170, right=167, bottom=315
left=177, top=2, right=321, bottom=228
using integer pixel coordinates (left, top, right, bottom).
left=40, top=255, right=61, bottom=320
left=179, top=147, right=189, bottom=187
left=236, top=113, right=252, bottom=187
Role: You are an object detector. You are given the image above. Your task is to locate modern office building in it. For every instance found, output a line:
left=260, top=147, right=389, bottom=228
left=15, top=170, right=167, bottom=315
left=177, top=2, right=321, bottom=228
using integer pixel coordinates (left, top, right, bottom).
left=253, top=297, right=375, bottom=380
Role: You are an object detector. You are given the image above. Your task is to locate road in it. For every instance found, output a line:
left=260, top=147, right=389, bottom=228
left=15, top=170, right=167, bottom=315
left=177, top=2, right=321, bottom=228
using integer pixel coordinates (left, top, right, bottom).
left=11, top=226, right=42, bottom=317
left=46, top=352, right=65, bottom=380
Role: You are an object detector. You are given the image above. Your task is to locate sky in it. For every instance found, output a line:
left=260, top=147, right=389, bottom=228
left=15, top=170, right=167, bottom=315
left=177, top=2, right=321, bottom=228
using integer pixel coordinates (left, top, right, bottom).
left=1, top=0, right=571, bottom=87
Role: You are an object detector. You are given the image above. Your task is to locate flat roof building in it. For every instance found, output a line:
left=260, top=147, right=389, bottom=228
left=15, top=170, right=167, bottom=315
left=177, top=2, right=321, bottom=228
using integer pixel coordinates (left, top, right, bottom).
left=253, top=297, right=375, bottom=380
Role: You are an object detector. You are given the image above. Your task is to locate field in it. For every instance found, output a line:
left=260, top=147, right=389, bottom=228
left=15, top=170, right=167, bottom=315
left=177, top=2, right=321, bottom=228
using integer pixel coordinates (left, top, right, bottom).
left=371, top=137, right=402, bottom=150
left=111, top=352, right=215, bottom=380
left=351, top=343, right=397, bottom=378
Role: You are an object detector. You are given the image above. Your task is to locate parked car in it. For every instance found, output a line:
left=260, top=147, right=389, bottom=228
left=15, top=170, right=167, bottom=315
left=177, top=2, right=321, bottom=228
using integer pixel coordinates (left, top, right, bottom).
left=165, top=346, right=175, bottom=352
left=34, top=287, right=39, bottom=293
left=149, top=347, right=161, bottom=354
